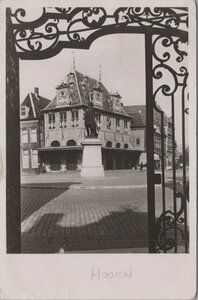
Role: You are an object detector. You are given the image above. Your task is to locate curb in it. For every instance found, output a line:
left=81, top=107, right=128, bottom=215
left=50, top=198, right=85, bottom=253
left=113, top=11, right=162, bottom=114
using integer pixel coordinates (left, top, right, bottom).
left=21, top=184, right=148, bottom=190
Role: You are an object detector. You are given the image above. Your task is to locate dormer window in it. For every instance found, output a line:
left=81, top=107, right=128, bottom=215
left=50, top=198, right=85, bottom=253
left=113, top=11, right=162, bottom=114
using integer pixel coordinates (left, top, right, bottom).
left=109, top=93, right=122, bottom=112
left=92, top=90, right=103, bottom=107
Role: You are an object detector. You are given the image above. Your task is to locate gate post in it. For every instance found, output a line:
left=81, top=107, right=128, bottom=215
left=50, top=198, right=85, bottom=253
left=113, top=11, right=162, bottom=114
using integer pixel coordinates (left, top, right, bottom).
left=145, top=33, right=156, bottom=253
left=6, top=8, right=21, bottom=253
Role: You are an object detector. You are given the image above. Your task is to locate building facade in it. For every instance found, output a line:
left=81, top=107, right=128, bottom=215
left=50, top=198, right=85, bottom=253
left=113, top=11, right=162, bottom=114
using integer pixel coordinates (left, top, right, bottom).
left=124, top=105, right=173, bottom=169
left=20, top=73, right=173, bottom=173
left=39, top=70, right=142, bottom=171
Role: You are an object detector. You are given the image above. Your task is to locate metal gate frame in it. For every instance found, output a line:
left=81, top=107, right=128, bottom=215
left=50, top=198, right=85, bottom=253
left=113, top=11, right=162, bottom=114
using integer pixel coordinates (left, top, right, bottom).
left=6, top=7, right=189, bottom=253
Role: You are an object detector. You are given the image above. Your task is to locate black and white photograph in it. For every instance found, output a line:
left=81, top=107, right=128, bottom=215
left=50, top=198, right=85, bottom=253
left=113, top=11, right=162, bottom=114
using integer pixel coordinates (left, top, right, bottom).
left=0, top=1, right=196, bottom=299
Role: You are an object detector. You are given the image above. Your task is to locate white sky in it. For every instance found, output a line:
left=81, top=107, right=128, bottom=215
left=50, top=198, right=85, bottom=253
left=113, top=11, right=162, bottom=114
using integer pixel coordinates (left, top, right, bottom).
left=20, top=34, right=145, bottom=105
left=19, top=34, right=188, bottom=146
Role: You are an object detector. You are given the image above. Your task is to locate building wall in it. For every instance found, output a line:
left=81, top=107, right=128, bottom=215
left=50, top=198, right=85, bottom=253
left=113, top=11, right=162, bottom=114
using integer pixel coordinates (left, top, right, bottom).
left=129, top=128, right=145, bottom=151
left=44, top=108, right=132, bottom=149
left=20, top=120, right=40, bottom=172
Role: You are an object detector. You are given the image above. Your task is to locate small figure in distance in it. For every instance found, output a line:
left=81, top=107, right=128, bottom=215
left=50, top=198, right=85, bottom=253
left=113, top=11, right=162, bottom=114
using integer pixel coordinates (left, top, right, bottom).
left=84, top=102, right=98, bottom=138
left=140, top=162, right=143, bottom=172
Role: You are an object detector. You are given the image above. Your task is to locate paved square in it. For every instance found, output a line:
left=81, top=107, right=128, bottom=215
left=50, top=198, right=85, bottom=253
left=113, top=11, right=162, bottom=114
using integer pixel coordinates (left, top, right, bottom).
left=21, top=170, right=188, bottom=253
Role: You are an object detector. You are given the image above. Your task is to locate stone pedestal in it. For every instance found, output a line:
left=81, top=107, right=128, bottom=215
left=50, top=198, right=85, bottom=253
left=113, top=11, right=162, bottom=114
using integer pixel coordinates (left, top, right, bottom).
left=80, top=138, right=104, bottom=177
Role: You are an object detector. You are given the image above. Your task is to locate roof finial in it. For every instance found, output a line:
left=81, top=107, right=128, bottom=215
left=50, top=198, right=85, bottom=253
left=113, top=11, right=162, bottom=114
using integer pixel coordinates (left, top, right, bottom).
left=72, top=52, right=75, bottom=71
left=99, top=64, right=102, bottom=82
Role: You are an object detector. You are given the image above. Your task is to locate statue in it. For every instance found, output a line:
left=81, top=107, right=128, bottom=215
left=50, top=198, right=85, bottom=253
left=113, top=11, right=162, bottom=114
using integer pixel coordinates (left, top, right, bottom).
left=84, top=102, right=98, bottom=137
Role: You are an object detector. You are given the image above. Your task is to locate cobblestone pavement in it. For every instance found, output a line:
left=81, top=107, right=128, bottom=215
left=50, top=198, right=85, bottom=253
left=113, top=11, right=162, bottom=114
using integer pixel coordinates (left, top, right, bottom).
left=21, top=170, right=188, bottom=253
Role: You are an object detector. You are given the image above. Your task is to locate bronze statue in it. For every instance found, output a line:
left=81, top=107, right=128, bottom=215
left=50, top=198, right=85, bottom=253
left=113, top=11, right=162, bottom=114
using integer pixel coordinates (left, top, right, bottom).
left=84, top=102, right=98, bottom=137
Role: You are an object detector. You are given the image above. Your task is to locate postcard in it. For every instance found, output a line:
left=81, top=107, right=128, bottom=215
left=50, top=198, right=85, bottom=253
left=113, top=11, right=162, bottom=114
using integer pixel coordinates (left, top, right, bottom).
left=0, top=0, right=196, bottom=299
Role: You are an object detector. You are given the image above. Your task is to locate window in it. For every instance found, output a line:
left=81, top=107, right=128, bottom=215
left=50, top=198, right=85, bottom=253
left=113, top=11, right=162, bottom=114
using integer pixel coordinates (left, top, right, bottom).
left=51, top=141, right=60, bottom=147
left=124, top=120, right=128, bottom=128
left=116, top=118, right=120, bottom=127
left=124, top=143, right=128, bottom=149
left=60, top=111, right=67, bottom=128
left=71, top=110, right=79, bottom=121
left=106, top=116, right=111, bottom=129
left=71, top=110, right=79, bottom=127
left=48, top=113, right=55, bottom=129
left=106, top=141, right=112, bottom=147
left=31, top=150, right=38, bottom=168
left=136, top=138, right=140, bottom=146
left=116, top=143, right=121, bottom=148
left=96, top=113, right=101, bottom=124
left=20, top=106, right=29, bottom=119
left=30, top=128, right=37, bottom=143
left=67, top=140, right=76, bottom=146
left=22, top=150, right=29, bottom=168
left=21, top=106, right=26, bottom=116
left=21, top=129, right=28, bottom=143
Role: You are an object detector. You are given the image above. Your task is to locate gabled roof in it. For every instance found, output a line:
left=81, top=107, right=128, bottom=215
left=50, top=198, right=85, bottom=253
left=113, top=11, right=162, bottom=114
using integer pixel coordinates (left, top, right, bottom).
left=44, top=70, right=130, bottom=117
left=124, top=105, right=146, bottom=126
left=21, top=93, right=51, bottom=119
left=129, top=112, right=145, bottom=127
left=124, top=104, right=168, bottom=127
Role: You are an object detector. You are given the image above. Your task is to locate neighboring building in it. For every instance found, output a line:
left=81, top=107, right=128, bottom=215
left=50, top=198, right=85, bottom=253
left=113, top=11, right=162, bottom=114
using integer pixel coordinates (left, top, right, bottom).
left=20, top=88, right=51, bottom=173
left=124, top=105, right=173, bottom=169
left=38, top=70, right=143, bottom=172
left=165, top=117, right=173, bottom=168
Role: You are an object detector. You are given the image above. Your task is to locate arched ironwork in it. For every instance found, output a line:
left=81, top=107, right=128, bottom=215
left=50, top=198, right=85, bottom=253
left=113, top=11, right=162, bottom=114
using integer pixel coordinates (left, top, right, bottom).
left=6, top=6, right=189, bottom=253
left=9, top=7, right=188, bottom=59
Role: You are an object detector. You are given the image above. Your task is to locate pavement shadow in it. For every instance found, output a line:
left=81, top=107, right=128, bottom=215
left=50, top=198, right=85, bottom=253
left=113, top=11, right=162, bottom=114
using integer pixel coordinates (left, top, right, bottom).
left=21, top=209, right=149, bottom=253
left=21, top=182, right=80, bottom=222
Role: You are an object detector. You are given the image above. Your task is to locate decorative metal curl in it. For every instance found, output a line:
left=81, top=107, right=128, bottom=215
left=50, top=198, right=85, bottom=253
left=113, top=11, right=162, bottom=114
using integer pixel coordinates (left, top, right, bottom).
left=114, top=7, right=187, bottom=29
left=155, top=193, right=188, bottom=252
left=9, top=7, right=188, bottom=59
left=82, top=8, right=107, bottom=29
left=14, top=21, right=59, bottom=53
left=153, top=35, right=188, bottom=99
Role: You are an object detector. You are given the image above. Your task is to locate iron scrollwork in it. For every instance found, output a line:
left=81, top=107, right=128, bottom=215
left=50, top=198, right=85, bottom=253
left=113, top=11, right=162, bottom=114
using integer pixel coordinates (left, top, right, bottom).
left=153, top=29, right=189, bottom=252
left=9, top=7, right=188, bottom=59
left=155, top=192, right=188, bottom=252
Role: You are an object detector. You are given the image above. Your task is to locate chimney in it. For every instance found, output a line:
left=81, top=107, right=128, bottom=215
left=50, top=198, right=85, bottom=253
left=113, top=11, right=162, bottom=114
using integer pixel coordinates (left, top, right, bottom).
left=34, top=87, right=39, bottom=98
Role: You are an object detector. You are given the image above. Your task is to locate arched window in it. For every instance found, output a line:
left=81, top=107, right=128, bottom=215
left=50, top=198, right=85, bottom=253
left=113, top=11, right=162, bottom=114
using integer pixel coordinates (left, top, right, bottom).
left=51, top=141, right=60, bottom=147
left=67, top=139, right=76, bottom=146
left=106, top=141, right=112, bottom=148
left=116, top=143, right=121, bottom=148
left=124, top=143, right=128, bottom=149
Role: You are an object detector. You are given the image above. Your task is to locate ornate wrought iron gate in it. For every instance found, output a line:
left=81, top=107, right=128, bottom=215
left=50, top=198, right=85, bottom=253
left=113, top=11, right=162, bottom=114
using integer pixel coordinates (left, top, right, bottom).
left=6, top=7, right=189, bottom=253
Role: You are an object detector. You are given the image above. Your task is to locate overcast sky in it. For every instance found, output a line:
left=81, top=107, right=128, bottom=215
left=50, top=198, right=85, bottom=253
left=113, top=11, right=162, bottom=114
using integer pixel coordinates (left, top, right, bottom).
left=20, top=34, right=188, bottom=146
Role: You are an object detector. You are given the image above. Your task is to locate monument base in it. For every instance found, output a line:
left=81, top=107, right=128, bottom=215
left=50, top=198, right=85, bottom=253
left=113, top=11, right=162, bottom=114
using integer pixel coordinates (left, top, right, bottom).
left=80, top=138, right=105, bottom=177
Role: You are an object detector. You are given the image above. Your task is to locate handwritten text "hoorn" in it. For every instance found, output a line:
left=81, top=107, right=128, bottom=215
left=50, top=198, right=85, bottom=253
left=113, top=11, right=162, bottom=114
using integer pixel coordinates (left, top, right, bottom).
left=91, top=268, right=133, bottom=280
